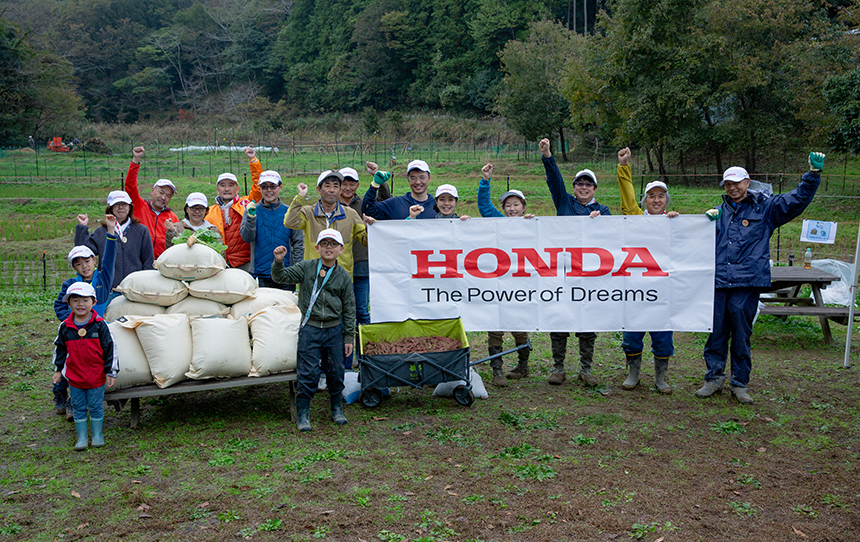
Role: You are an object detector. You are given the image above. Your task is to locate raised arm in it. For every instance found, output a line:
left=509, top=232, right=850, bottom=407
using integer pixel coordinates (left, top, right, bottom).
left=617, top=147, right=642, bottom=216
left=477, top=163, right=504, bottom=218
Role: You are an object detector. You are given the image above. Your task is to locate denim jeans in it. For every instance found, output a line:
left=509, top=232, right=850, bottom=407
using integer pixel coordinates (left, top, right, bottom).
left=343, top=275, right=369, bottom=369
left=297, top=324, right=346, bottom=404
left=622, top=331, right=674, bottom=358
left=255, top=276, right=296, bottom=292
left=704, top=288, right=759, bottom=387
left=69, top=385, right=105, bottom=421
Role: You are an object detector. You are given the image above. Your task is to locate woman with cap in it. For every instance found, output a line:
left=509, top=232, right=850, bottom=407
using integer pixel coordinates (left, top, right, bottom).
left=617, top=147, right=678, bottom=394
left=203, top=146, right=262, bottom=270
left=165, top=192, right=222, bottom=247
left=476, top=163, right=535, bottom=385
left=74, top=190, right=154, bottom=294
left=408, top=184, right=471, bottom=219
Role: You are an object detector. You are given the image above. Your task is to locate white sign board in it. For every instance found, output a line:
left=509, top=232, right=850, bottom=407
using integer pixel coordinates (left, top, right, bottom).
left=800, top=219, right=837, bottom=244
left=368, top=215, right=715, bottom=332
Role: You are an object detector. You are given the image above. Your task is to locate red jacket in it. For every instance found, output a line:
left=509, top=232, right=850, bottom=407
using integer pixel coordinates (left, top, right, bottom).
left=125, top=162, right=180, bottom=258
left=53, top=311, right=118, bottom=389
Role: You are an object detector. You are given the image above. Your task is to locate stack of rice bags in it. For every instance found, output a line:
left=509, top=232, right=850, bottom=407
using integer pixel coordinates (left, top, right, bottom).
left=105, top=241, right=301, bottom=391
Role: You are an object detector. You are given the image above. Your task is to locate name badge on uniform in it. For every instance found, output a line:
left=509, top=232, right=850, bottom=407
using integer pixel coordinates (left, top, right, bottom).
left=742, top=219, right=749, bottom=227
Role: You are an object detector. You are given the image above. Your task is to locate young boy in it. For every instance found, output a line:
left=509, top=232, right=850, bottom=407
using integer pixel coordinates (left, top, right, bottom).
left=477, top=163, right=535, bottom=385
left=539, top=138, right=610, bottom=387
left=617, top=147, right=679, bottom=394
left=52, top=282, right=118, bottom=451
left=271, top=229, right=356, bottom=432
left=53, top=214, right=117, bottom=418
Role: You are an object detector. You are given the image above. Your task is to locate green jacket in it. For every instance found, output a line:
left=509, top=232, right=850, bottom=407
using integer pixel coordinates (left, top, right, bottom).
left=270, top=258, right=356, bottom=343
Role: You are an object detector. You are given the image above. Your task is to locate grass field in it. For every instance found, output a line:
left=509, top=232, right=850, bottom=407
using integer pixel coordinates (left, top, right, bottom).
left=0, top=292, right=857, bottom=541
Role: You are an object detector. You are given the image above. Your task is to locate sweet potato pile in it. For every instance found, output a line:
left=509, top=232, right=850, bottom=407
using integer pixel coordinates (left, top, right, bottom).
left=363, top=336, right=462, bottom=355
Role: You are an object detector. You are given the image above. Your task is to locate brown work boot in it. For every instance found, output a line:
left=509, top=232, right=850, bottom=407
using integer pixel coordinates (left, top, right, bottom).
left=488, top=347, right=508, bottom=387
left=578, top=372, right=599, bottom=386
left=506, top=345, right=530, bottom=379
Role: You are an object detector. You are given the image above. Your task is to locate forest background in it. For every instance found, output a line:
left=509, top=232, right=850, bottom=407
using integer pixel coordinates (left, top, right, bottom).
left=2, top=0, right=860, bottom=176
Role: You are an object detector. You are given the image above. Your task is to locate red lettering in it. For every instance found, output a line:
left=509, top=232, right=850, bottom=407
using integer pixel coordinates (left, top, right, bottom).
left=612, top=247, right=669, bottom=277
left=512, top=248, right=564, bottom=277
left=566, top=248, right=614, bottom=277
left=463, top=248, right=511, bottom=279
left=411, top=249, right=463, bottom=279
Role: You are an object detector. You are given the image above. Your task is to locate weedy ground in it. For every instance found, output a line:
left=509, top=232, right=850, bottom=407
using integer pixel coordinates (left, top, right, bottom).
left=0, top=292, right=858, bottom=541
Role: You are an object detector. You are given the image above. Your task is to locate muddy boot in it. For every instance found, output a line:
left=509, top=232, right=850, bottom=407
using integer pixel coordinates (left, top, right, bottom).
left=90, top=418, right=104, bottom=447
left=488, top=347, right=508, bottom=387
left=577, top=333, right=599, bottom=386
left=654, top=356, right=671, bottom=394
left=53, top=390, right=67, bottom=415
left=74, top=419, right=88, bottom=451
left=621, top=353, right=641, bottom=390
left=65, top=399, right=74, bottom=422
left=331, top=395, right=348, bottom=425
left=296, top=401, right=312, bottom=432
left=730, top=386, right=754, bottom=404
left=506, top=345, right=530, bottom=380
left=695, top=375, right=725, bottom=398
left=548, top=334, right=567, bottom=385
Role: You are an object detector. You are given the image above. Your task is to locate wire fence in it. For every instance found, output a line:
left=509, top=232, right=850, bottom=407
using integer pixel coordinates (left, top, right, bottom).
left=0, top=254, right=67, bottom=294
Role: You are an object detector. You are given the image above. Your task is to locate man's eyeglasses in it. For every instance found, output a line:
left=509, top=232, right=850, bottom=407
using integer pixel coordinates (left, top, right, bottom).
left=260, top=184, right=279, bottom=191
left=573, top=181, right=594, bottom=187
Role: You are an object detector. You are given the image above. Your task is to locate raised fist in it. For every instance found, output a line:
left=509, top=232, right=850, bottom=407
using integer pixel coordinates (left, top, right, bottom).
left=618, top=147, right=631, bottom=167
left=245, top=146, right=255, bottom=160
left=132, top=146, right=145, bottom=163
left=481, top=163, right=493, bottom=180
left=538, top=139, right=551, bottom=158
left=297, top=183, right=308, bottom=198
left=273, top=245, right=287, bottom=262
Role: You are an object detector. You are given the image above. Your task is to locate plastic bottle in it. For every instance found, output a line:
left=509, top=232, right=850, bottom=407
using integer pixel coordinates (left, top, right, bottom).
left=804, top=248, right=812, bottom=269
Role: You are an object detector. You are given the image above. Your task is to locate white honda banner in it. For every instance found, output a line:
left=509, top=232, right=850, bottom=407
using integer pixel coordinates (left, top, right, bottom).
left=368, top=215, right=715, bottom=332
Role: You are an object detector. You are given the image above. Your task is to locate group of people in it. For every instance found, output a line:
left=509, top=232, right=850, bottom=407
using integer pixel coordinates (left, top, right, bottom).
left=50, top=141, right=825, bottom=441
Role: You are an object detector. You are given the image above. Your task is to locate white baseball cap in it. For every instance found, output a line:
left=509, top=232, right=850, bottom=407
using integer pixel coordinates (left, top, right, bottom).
left=185, top=192, right=209, bottom=208
left=316, top=228, right=344, bottom=246
left=106, top=190, right=132, bottom=206
left=153, top=179, right=177, bottom=194
left=67, top=246, right=95, bottom=266
left=644, top=180, right=668, bottom=195
left=339, top=167, right=360, bottom=182
left=317, top=170, right=344, bottom=186
left=216, top=172, right=238, bottom=185
left=721, top=166, right=750, bottom=186
left=63, top=281, right=97, bottom=303
left=407, top=160, right=431, bottom=174
left=435, top=184, right=458, bottom=199
left=573, top=169, right=598, bottom=186
left=259, top=170, right=282, bottom=186
left=500, top=189, right=526, bottom=205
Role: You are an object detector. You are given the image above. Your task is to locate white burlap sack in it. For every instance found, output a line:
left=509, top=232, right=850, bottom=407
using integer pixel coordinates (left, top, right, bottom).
left=106, top=322, right=153, bottom=390
left=186, top=268, right=256, bottom=304
left=130, top=314, right=192, bottom=388
left=247, top=305, right=301, bottom=376
left=166, top=297, right=230, bottom=317
left=230, top=287, right=299, bottom=320
left=104, top=296, right=166, bottom=322
left=155, top=243, right=226, bottom=281
left=186, top=317, right=253, bottom=380
left=114, top=270, right=188, bottom=306
left=432, top=368, right=488, bottom=399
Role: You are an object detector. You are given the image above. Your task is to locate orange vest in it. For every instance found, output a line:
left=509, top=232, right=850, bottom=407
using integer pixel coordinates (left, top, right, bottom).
left=204, top=158, right=262, bottom=268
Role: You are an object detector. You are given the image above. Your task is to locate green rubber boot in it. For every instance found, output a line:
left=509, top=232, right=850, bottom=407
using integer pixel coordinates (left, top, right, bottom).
left=90, top=418, right=104, bottom=447
left=621, top=353, right=641, bottom=390
left=74, top=419, right=88, bottom=451
left=577, top=333, right=599, bottom=386
left=548, top=333, right=567, bottom=385
left=331, top=395, right=348, bottom=425
left=654, top=356, right=671, bottom=394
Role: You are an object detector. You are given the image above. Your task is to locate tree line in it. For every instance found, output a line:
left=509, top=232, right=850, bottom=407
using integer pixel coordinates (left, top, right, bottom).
left=2, top=0, right=859, bottom=174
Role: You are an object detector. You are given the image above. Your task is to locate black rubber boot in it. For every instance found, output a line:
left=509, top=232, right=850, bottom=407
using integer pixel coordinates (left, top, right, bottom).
left=549, top=333, right=568, bottom=385
left=577, top=333, right=599, bottom=386
left=331, top=395, right=348, bottom=425
left=296, top=401, right=312, bottom=432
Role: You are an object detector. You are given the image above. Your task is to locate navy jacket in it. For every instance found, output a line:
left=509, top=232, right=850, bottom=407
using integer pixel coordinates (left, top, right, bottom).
left=361, top=185, right=436, bottom=220
left=712, top=171, right=820, bottom=289
left=240, top=199, right=304, bottom=278
left=542, top=156, right=611, bottom=217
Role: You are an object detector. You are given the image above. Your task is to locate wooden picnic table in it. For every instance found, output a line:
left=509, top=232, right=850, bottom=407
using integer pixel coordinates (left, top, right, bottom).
left=104, top=372, right=298, bottom=428
left=759, top=266, right=849, bottom=345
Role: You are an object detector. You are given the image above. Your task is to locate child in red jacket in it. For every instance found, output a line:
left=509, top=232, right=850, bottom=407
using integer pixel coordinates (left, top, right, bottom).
left=52, top=282, right=119, bottom=451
